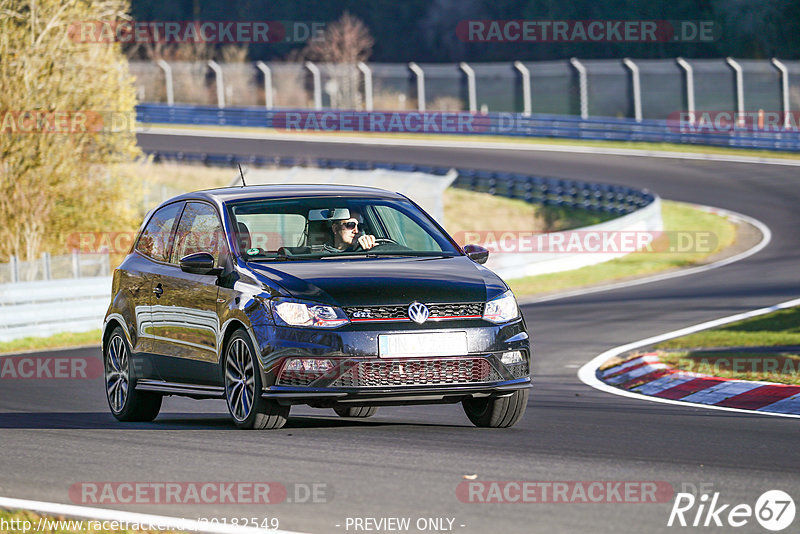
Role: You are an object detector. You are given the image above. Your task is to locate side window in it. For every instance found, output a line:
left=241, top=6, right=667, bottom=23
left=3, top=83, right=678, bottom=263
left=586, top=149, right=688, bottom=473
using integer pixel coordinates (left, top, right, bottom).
left=172, top=202, right=228, bottom=266
left=373, top=206, right=442, bottom=251
left=135, top=202, right=183, bottom=262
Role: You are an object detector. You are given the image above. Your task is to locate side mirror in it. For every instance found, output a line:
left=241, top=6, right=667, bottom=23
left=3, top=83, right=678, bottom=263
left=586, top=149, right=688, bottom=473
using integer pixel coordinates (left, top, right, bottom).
left=179, top=252, right=223, bottom=276
left=463, top=244, right=489, bottom=264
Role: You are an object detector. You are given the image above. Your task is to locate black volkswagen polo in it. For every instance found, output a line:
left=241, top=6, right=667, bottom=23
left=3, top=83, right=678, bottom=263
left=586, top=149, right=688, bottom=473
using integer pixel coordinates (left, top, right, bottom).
left=103, top=185, right=531, bottom=429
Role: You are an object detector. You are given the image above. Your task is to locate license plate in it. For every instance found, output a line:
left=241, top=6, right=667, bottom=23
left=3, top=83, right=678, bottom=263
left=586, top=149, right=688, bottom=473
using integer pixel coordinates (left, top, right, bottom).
left=378, top=332, right=468, bottom=358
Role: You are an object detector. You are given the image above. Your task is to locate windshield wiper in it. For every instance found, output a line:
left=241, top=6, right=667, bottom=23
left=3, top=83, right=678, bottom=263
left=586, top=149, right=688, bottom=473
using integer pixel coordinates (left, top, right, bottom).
left=248, top=255, right=304, bottom=262
left=319, top=252, right=379, bottom=259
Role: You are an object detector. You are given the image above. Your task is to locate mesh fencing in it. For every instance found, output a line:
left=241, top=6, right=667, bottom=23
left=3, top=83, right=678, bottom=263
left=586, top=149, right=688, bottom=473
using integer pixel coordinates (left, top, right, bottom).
left=524, top=60, right=576, bottom=116
left=130, top=59, right=796, bottom=119
left=583, top=59, right=631, bottom=118
left=637, top=60, right=684, bottom=120
left=370, top=63, right=415, bottom=110
left=472, top=63, right=518, bottom=112
left=418, top=63, right=464, bottom=110
left=691, top=59, right=737, bottom=112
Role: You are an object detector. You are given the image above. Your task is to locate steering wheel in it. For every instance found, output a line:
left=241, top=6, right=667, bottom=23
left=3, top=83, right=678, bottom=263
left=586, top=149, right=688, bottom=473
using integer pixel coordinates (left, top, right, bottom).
left=350, top=236, right=399, bottom=252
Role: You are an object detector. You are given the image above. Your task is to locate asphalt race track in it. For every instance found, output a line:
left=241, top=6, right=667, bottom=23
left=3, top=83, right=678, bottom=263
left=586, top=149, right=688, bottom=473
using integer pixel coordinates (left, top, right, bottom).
left=1, top=133, right=799, bottom=534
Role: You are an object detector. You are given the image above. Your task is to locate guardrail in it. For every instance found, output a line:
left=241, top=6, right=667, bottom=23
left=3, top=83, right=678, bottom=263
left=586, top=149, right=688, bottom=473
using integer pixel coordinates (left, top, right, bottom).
left=138, top=104, right=800, bottom=152
left=0, top=252, right=111, bottom=284
left=0, top=277, right=111, bottom=342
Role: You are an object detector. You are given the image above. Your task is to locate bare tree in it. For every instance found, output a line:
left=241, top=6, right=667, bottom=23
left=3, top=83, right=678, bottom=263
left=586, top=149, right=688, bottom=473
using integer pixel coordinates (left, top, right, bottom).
left=303, top=12, right=374, bottom=64
left=302, top=12, right=374, bottom=109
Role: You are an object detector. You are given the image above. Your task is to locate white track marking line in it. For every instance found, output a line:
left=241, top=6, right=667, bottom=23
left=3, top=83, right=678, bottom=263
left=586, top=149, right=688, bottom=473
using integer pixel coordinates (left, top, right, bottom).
left=139, top=126, right=800, bottom=168
left=0, top=496, right=305, bottom=534
left=578, top=297, right=800, bottom=419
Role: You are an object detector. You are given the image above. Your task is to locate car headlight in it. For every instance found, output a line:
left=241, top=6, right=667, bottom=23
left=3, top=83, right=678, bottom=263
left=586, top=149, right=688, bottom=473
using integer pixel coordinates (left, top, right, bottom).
left=483, top=290, right=519, bottom=323
left=271, top=298, right=350, bottom=328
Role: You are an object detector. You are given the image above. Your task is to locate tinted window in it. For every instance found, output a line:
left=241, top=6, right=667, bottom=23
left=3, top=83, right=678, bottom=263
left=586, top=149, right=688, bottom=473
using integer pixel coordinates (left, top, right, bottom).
left=172, top=202, right=228, bottom=266
left=227, top=197, right=459, bottom=260
left=373, top=205, right=440, bottom=251
left=135, top=202, right=183, bottom=262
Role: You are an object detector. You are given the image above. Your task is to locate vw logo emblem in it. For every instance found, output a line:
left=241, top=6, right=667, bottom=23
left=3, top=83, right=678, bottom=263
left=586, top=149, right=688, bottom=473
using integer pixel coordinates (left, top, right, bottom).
left=408, top=301, right=430, bottom=324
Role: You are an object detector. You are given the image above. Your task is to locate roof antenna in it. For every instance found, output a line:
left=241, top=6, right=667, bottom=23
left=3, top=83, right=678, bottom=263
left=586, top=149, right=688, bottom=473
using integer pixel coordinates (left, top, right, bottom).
left=237, top=163, right=247, bottom=187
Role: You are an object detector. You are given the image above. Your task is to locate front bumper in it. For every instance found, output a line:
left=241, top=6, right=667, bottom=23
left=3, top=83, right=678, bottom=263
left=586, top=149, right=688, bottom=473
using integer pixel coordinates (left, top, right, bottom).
left=265, top=350, right=531, bottom=407
left=253, top=318, right=532, bottom=407
left=263, top=377, right=532, bottom=407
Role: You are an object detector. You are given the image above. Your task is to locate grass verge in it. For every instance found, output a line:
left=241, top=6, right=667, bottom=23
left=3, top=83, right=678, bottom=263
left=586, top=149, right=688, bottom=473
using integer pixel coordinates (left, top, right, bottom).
left=0, top=330, right=101, bottom=354
left=657, top=351, right=800, bottom=385
left=655, top=306, right=800, bottom=349
left=650, top=306, right=800, bottom=385
left=508, top=200, right=737, bottom=296
left=0, top=508, right=187, bottom=533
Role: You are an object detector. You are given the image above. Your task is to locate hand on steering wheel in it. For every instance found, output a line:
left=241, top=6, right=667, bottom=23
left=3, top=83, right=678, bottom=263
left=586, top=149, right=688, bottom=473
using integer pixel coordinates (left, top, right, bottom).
left=356, top=234, right=377, bottom=250
left=351, top=235, right=398, bottom=251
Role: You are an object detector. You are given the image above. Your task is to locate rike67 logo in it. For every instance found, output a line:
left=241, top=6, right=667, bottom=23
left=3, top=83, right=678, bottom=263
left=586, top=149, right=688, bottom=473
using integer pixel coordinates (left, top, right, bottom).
left=668, top=489, right=795, bottom=531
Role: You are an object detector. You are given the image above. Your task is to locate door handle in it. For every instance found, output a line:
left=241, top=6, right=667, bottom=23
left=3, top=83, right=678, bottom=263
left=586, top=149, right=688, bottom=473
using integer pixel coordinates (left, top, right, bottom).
left=153, top=284, right=163, bottom=297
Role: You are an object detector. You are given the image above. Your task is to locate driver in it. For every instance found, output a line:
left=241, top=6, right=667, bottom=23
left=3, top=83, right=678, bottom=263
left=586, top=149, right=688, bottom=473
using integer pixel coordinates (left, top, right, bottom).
left=330, top=212, right=377, bottom=251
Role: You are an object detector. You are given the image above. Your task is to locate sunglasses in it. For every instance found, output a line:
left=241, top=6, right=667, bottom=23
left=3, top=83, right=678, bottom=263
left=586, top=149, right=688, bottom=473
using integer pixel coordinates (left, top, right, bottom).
left=340, top=221, right=360, bottom=230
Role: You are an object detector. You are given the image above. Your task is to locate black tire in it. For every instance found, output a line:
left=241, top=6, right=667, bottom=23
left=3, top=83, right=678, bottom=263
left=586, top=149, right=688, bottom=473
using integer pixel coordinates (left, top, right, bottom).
left=462, top=390, right=529, bottom=428
left=224, top=329, right=289, bottom=430
left=333, top=406, right=378, bottom=418
left=105, top=326, right=162, bottom=422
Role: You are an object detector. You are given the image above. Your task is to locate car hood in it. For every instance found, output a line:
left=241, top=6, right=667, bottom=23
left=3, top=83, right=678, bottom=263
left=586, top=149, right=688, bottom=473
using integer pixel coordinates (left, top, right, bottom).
left=246, top=256, right=507, bottom=307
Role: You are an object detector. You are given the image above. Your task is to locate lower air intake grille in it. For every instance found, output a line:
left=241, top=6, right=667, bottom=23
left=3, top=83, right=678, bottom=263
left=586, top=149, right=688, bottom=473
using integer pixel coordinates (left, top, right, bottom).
left=330, top=358, right=502, bottom=387
left=507, top=362, right=530, bottom=379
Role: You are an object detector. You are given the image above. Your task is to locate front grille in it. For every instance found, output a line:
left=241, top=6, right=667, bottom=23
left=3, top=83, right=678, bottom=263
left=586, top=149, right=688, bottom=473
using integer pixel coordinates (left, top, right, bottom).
left=330, top=358, right=502, bottom=387
left=343, top=302, right=484, bottom=322
left=507, top=362, right=530, bottom=379
left=275, top=372, right=322, bottom=386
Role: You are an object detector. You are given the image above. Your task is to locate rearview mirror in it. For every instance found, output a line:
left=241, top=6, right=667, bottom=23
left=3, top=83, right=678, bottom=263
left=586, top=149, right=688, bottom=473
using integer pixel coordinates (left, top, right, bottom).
left=308, top=208, right=350, bottom=221
left=463, top=244, right=489, bottom=264
left=179, top=252, right=223, bottom=276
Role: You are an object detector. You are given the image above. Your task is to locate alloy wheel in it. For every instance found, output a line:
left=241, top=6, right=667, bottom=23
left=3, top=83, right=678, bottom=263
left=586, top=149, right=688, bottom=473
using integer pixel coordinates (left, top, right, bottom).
left=106, top=334, right=129, bottom=413
left=225, top=338, right=256, bottom=421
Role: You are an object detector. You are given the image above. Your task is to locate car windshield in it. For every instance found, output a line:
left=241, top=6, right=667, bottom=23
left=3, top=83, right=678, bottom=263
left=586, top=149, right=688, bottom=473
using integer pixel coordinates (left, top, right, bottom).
left=226, top=196, right=461, bottom=261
